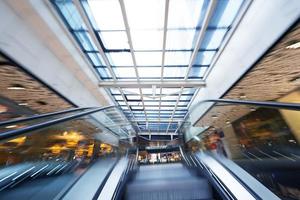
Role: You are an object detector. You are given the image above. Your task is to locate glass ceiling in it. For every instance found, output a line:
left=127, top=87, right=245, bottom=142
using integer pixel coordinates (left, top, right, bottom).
left=52, top=0, right=246, bottom=138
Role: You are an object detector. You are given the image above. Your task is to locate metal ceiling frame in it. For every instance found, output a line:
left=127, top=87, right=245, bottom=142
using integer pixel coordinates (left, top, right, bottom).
left=119, top=0, right=151, bottom=134
left=74, top=0, right=141, bottom=133
left=165, top=0, right=217, bottom=133
left=98, top=80, right=206, bottom=88
left=64, top=0, right=244, bottom=137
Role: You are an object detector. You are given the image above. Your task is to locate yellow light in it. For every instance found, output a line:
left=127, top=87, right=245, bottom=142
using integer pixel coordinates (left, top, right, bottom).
left=52, top=131, right=85, bottom=148
left=75, top=147, right=85, bottom=157
left=49, top=144, right=63, bottom=154
left=87, top=144, right=94, bottom=157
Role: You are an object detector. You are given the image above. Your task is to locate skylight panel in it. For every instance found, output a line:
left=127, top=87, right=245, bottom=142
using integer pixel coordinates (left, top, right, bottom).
left=87, top=53, right=105, bottom=66
left=131, top=30, right=163, bottom=51
left=74, top=32, right=97, bottom=51
left=166, top=30, right=195, bottom=50
left=123, top=88, right=140, bottom=95
left=144, top=101, right=160, bottom=106
left=113, top=67, right=136, bottom=78
left=54, top=0, right=86, bottom=30
left=106, top=52, right=133, bottom=66
left=168, top=0, right=206, bottom=29
left=209, top=0, right=244, bottom=27
left=87, top=0, right=125, bottom=30
left=164, top=51, right=192, bottom=66
left=96, top=67, right=111, bottom=78
left=193, top=51, right=215, bottom=66
left=100, top=31, right=129, bottom=49
left=163, top=67, right=187, bottom=78
left=135, top=52, right=162, bottom=66
left=124, top=0, right=165, bottom=30
left=189, top=67, right=208, bottom=78
left=201, top=29, right=228, bottom=49
left=162, top=88, right=181, bottom=95
left=161, top=101, right=176, bottom=106
left=138, top=67, right=161, bottom=78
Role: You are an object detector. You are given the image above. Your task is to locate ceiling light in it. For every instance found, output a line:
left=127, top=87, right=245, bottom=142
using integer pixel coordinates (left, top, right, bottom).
left=18, top=103, right=28, bottom=106
left=286, top=41, right=300, bottom=49
left=226, top=120, right=231, bottom=124
left=239, top=94, right=246, bottom=99
left=211, top=115, right=218, bottom=119
left=7, top=86, right=25, bottom=90
left=193, top=136, right=201, bottom=141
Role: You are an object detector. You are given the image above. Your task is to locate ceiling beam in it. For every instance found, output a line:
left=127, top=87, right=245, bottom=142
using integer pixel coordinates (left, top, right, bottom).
left=119, top=0, right=150, bottom=133
left=159, top=0, right=170, bottom=128
left=99, top=80, right=206, bottom=88
left=139, top=132, right=178, bottom=136
left=73, top=0, right=141, bottom=133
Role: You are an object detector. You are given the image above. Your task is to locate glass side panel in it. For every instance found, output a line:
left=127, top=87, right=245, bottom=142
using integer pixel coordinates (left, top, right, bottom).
left=54, top=0, right=86, bottom=30
left=0, top=109, right=131, bottom=200
left=187, top=99, right=300, bottom=200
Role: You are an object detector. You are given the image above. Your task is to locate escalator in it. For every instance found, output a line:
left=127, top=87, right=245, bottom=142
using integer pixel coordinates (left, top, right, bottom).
left=124, top=163, right=212, bottom=200
left=0, top=98, right=299, bottom=199
left=0, top=106, right=129, bottom=200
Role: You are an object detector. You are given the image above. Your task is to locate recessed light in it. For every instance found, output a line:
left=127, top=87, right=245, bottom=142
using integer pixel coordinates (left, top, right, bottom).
left=7, top=84, right=26, bottom=90
left=7, top=86, right=25, bottom=90
left=193, top=136, right=200, bottom=141
left=239, top=95, right=246, bottom=99
left=18, top=103, right=28, bottom=106
left=226, top=120, right=231, bottom=124
left=286, top=41, right=300, bottom=49
left=211, top=115, right=218, bottom=119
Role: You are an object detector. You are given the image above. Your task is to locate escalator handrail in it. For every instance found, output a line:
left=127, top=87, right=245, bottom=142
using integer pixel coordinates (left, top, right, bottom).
left=0, top=107, right=95, bottom=127
left=191, top=98, right=300, bottom=112
left=185, top=98, right=300, bottom=127
left=0, top=105, right=116, bottom=141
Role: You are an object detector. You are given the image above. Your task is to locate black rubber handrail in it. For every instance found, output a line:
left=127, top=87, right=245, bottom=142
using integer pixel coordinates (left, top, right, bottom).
left=0, top=107, right=94, bottom=127
left=0, top=105, right=116, bottom=141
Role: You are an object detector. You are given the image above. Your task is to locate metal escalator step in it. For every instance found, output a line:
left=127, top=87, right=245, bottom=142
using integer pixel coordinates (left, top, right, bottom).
left=125, top=178, right=212, bottom=200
